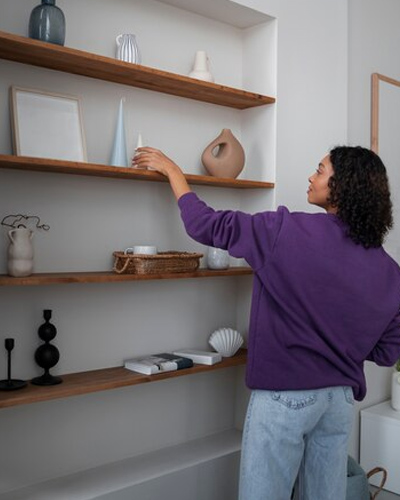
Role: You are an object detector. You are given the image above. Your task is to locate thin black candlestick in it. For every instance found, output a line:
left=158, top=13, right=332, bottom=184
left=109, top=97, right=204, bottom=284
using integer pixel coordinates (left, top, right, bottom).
left=0, top=338, right=27, bottom=391
left=6, top=339, right=12, bottom=382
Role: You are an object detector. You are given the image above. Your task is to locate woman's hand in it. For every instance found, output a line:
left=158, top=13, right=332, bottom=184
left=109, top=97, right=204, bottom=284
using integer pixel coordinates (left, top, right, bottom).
left=133, top=147, right=178, bottom=177
left=133, top=147, right=191, bottom=200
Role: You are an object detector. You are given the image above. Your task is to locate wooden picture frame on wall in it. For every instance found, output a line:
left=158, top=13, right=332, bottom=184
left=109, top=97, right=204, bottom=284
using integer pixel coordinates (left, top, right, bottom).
left=371, top=73, right=400, bottom=153
left=10, top=86, right=87, bottom=162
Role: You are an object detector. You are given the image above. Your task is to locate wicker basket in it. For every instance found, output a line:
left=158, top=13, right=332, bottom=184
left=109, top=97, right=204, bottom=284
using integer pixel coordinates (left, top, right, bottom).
left=113, top=251, right=203, bottom=275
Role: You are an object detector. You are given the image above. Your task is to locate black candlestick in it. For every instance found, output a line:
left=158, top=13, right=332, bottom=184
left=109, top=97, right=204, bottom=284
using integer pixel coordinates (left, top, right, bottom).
left=31, top=310, right=62, bottom=386
left=0, top=338, right=27, bottom=390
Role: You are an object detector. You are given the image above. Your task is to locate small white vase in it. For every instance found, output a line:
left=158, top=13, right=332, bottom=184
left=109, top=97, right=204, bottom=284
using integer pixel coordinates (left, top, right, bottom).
left=391, top=371, right=400, bottom=410
left=7, top=227, right=34, bottom=277
left=189, top=51, right=214, bottom=82
left=207, top=247, right=229, bottom=270
left=132, top=132, right=146, bottom=169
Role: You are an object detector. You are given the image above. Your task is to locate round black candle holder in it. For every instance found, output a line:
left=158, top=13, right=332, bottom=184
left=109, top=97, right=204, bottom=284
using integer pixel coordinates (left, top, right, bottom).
left=31, top=309, right=62, bottom=386
left=0, top=338, right=28, bottom=391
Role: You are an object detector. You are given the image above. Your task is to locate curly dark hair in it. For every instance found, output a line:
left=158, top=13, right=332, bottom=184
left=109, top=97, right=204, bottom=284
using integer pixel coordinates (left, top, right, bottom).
left=328, top=146, right=393, bottom=248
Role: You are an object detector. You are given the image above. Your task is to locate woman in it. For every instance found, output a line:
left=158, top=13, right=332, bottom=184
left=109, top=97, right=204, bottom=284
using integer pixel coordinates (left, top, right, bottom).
left=134, top=145, right=400, bottom=500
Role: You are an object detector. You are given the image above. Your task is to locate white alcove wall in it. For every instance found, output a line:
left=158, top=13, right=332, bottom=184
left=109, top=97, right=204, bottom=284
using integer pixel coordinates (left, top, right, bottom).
left=0, top=0, right=276, bottom=496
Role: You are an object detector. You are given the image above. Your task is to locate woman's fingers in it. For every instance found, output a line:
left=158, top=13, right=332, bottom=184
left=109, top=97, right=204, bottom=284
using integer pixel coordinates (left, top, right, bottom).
left=133, top=149, right=171, bottom=174
left=133, top=154, right=156, bottom=170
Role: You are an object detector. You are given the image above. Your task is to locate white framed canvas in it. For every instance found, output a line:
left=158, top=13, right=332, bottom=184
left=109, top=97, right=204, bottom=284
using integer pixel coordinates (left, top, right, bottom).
left=10, top=86, right=87, bottom=162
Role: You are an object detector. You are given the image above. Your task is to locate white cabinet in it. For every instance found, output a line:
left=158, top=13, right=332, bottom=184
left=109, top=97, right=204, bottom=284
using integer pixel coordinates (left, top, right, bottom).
left=360, top=400, right=400, bottom=494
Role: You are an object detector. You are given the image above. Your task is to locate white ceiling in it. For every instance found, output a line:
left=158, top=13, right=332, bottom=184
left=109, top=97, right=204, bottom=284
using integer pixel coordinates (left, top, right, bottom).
left=156, top=0, right=273, bottom=29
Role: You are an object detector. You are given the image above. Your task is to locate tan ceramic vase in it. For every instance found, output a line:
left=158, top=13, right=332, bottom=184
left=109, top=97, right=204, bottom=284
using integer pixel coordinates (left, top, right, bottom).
left=201, top=129, right=245, bottom=179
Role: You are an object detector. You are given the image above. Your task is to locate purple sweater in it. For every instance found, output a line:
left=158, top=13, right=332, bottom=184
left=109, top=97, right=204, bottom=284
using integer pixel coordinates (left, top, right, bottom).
left=178, top=192, right=400, bottom=400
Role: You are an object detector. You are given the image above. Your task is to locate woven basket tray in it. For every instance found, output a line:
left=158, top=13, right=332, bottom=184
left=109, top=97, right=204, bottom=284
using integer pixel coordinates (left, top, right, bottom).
left=113, top=251, right=203, bottom=275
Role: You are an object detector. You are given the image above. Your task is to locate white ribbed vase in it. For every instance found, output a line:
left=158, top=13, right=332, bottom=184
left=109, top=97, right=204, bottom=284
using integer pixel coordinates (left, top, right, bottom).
left=116, top=34, right=141, bottom=64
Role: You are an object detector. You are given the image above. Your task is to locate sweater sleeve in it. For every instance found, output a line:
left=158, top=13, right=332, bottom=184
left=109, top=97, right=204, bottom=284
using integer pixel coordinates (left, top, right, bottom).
left=366, top=309, right=400, bottom=366
left=178, top=192, right=284, bottom=270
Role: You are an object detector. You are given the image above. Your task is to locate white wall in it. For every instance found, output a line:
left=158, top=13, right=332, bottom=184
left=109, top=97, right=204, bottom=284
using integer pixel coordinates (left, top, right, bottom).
left=238, top=0, right=348, bottom=212
left=347, top=0, right=400, bottom=459
left=0, top=0, right=274, bottom=495
left=3, top=0, right=389, bottom=494
left=348, top=0, right=400, bottom=148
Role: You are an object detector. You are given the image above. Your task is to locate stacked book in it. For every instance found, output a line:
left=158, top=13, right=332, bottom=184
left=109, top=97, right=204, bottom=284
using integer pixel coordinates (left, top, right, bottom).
left=124, top=350, right=222, bottom=375
left=124, top=353, right=193, bottom=375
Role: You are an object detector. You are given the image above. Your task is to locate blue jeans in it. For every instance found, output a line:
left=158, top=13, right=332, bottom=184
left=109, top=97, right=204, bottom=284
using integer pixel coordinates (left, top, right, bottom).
left=239, top=387, right=354, bottom=500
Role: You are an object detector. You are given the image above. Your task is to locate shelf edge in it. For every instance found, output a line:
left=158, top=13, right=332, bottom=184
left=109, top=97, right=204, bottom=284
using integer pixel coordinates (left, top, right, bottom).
left=0, top=268, right=253, bottom=287
left=0, top=155, right=275, bottom=190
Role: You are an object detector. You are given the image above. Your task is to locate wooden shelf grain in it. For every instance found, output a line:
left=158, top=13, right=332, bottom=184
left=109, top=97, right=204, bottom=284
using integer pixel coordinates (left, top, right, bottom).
left=0, top=267, right=253, bottom=286
left=0, top=31, right=275, bottom=109
left=0, top=349, right=247, bottom=409
left=0, top=155, right=275, bottom=189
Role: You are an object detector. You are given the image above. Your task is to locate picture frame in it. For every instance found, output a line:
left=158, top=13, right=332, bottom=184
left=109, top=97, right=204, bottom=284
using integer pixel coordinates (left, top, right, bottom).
left=370, top=73, right=400, bottom=261
left=10, top=86, right=87, bottom=162
left=371, top=72, right=400, bottom=153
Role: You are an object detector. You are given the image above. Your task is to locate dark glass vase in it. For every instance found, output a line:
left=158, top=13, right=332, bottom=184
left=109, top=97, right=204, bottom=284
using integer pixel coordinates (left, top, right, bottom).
left=29, top=0, right=66, bottom=46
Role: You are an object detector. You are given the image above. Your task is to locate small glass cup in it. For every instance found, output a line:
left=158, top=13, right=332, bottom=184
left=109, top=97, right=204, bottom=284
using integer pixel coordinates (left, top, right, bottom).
left=207, top=247, right=229, bottom=269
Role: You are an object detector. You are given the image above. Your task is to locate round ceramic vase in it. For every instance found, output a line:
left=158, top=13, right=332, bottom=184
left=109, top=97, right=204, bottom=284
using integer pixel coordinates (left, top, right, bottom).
left=207, top=247, right=230, bottom=270
left=201, top=129, right=245, bottom=179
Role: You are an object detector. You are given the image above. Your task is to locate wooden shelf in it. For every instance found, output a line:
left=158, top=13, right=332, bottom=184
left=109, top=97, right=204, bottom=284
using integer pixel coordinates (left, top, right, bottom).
left=0, top=31, right=275, bottom=109
left=0, top=155, right=275, bottom=189
left=0, top=267, right=253, bottom=286
left=0, top=349, right=247, bottom=409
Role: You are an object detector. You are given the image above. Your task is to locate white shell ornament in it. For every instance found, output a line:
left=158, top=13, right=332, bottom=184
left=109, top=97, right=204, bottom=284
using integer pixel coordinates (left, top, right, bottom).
left=209, top=328, right=243, bottom=357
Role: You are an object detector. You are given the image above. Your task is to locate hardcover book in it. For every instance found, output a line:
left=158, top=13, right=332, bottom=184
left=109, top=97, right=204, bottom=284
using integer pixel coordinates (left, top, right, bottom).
left=124, top=353, right=194, bottom=375
left=173, top=349, right=222, bottom=365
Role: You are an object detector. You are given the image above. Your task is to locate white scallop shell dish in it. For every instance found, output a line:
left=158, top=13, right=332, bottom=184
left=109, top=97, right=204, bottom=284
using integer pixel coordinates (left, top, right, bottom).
left=209, top=328, right=243, bottom=357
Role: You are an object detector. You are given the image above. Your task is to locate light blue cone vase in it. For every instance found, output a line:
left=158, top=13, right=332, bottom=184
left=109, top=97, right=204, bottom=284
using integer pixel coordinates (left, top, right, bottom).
left=110, top=99, right=128, bottom=167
